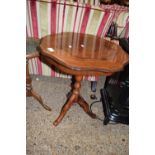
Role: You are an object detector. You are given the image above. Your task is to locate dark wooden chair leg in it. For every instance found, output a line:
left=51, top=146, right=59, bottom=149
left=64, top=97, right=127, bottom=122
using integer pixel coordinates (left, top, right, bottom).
left=26, top=59, right=51, bottom=111
left=90, top=81, right=98, bottom=100
left=91, top=81, right=97, bottom=92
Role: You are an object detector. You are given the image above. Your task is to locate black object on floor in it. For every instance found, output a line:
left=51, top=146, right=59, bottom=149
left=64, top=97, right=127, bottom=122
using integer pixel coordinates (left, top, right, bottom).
left=100, top=81, right=129, bottom=125
left=90, top=94, right=97, bottom=100
left=100, top=38, right=129, bottom=125
left=91, top=81, right=97, bottom=92
left=90, top=81, right=98, bottom=100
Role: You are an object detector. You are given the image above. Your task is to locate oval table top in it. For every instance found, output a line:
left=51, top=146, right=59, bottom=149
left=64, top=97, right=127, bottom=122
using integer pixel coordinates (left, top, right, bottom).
left=39, top=32, right=128, bottom=75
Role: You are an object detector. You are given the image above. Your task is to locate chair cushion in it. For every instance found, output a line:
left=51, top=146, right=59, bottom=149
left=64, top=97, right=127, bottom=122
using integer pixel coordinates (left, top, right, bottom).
left=26, top=38, right=40, bottom=54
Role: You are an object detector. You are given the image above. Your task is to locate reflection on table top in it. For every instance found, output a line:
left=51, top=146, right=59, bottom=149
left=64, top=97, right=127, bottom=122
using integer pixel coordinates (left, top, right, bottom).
left=39, top=32, right=128, bottom=73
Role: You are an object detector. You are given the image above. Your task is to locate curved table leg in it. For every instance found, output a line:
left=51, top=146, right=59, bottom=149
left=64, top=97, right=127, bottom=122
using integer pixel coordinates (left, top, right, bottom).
left=53, top=94, right=76, bottom=126
left=77, top=95, right=96, bottom=118
left=53, top=75, right=96, bottom=126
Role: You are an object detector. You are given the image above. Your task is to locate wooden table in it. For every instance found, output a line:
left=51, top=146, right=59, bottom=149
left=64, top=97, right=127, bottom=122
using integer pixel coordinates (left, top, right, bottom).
left=39, top=32, right=128, bottom=126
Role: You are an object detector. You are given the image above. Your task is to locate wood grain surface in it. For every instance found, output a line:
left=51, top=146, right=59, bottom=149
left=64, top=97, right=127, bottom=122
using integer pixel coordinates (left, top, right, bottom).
left=39, top=32, right=128, bottom=75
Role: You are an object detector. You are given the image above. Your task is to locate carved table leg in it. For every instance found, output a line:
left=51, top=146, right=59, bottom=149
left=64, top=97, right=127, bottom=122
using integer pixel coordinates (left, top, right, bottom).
left=26, top=59, right=51, bottom=111
left=53, top=94, right=77, bottom=126
left=77, top=95, right=96, bottom=118
left=53, top=75, right=96, bottom=126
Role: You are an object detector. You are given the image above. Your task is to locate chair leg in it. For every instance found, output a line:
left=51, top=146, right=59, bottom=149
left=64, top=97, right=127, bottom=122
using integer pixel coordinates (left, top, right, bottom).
left=31, top=90, right=51, bottom=111
left=90, top=81, right=97, bottom=100
left=91, top=81, right=97, bottom=92
left=26, top=59, right=51, bottom=111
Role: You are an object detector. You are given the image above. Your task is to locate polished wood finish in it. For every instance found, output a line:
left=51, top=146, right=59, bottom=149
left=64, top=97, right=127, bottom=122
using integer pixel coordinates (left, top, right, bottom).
left=26, top=52, right=51, bottom=111
left=39, top=32, right=128, bottom=126
left=53, top=75, right=96, bottom=126
left=39, top=32, right=128, bottom=75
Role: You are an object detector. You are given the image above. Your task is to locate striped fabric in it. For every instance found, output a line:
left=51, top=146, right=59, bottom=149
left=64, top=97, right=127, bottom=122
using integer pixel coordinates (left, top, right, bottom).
left=66, top=0, right=100, bottom=6
left=35, top=0, right=100, bottom=6
left=100, top=4, right=129, bottom=38
left=26, top=0, right=128, bottom=80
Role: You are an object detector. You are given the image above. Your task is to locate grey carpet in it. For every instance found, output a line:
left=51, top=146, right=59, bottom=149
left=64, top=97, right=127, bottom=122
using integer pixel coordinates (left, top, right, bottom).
left=26, top=75, right=129, bottom=155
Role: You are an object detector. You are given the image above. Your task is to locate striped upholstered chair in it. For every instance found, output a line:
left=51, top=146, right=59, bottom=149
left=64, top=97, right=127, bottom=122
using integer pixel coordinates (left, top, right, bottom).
left=26, top=0, right=128, bottom=92
left=26, top=38, right=51, bottom=111
left=27, top=0, right=114, bottom=79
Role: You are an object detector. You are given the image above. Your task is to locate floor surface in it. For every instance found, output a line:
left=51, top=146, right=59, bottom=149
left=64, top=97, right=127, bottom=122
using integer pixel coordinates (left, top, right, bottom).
left=26, top=75, right=129, bottom=155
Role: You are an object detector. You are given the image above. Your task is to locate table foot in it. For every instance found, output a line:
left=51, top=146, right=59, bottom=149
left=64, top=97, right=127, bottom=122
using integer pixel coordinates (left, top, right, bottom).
left=53, top=94, right=76, bottom=126
left=77, top=95, right=96, bottom=119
